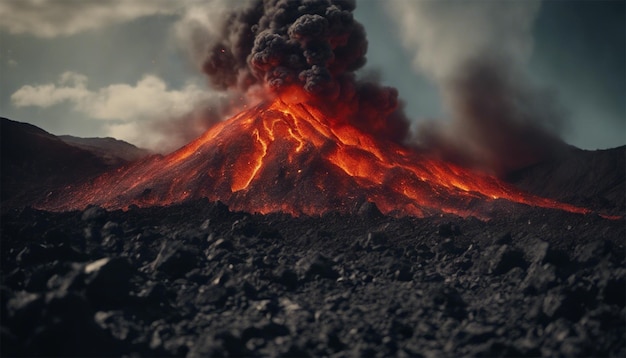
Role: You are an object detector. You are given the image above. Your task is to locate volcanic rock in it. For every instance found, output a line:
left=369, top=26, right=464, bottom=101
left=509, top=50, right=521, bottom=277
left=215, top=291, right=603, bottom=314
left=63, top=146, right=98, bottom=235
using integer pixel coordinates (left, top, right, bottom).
left=478, top=244, right=527, bottom=275
left=151, top=241, right=200, bottom=279
left=1, top=201, right=624, bottom=357
left=33, top=99, right=602, bottom=220
left=603, top=275, right=626, bottom=307
left=296, top=253, right=339, bottom=280
left=84, top=257, right=134, bottom=309
left=81, top=206, right=107, bottom=223
left=357, top=201, right=384, bottom=219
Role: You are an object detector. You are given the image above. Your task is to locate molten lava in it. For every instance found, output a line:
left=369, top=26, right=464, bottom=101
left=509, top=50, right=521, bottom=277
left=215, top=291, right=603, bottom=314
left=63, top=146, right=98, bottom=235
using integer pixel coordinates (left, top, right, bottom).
left=40, top=97, right=590, bottom=218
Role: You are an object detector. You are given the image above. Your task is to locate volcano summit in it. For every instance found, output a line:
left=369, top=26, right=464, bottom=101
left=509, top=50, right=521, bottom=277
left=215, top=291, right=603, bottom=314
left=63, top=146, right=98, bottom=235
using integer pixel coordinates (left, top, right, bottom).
left=35, top=0, right=602, bottom=218
left=2, top=1, right=625, bottom=357
left=39, top=95, right=589, bottom=218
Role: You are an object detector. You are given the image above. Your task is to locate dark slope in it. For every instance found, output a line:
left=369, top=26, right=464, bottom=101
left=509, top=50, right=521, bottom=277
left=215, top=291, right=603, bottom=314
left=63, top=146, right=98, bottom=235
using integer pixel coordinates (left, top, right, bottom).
left=33, top=101, right=595, bottom=217
left=2, top=117, right=623, bottom=216
left=507, top=145, right=625, bottom=214
left=59, top=135, right=150, bottom=166
left=1, top=118, right=119, bottom=210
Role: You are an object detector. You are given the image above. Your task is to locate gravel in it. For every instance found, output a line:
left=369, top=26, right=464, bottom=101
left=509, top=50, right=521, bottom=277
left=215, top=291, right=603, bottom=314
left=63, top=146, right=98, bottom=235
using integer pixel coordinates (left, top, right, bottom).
left=1, top=199, right=624, bottom=357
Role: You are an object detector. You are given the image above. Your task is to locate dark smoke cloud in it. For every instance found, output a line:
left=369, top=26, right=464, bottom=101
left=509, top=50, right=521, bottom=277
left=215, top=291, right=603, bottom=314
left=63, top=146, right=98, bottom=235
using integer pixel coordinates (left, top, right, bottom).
left=198, top=0, right=409, bottom=142
left=333, top=74, right=409, bottom=143
left=203, top=0, right=365, bottom=95
left=390, top=0, right=568, bottom=176
left=201, top=1, right=262, bottom=91
left=417, top=56, right=567, bottom=176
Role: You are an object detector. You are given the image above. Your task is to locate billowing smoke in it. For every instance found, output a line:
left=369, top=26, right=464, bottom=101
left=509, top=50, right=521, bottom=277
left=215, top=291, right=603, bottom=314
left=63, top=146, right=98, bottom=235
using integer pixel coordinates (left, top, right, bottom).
left=389, top=0, right=567, bottom=176
left=180, top=0, right=409, bottom=143
left=145, top=93, right=244, bottom=153
left=202, top=0, right=367, bottom=96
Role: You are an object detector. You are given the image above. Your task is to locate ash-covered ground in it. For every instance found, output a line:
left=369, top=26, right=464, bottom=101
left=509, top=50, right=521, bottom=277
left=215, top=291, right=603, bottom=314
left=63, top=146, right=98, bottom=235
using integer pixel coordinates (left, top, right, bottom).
left=1, top=200, right=624, bottom=357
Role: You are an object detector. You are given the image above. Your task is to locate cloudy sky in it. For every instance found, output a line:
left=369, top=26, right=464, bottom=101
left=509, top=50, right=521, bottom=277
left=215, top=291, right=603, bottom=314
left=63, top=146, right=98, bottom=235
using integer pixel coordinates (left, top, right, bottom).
left=1, top=0, right=623, bottom=153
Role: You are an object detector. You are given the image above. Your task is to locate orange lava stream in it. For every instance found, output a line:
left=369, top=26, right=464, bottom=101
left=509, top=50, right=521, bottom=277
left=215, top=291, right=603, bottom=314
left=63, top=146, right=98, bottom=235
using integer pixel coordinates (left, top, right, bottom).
left=40, top=97, right=593, bottom=218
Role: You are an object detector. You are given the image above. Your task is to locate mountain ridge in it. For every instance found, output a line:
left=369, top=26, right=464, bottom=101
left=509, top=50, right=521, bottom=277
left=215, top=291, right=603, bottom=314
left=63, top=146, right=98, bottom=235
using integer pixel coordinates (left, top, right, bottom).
left=58, top=135, right=150, bottom=166
left=1, top=115, right=623, bottom=216
left=30, top=100, right=621, bottom=217
left=0, top=117, right=148, bottom=211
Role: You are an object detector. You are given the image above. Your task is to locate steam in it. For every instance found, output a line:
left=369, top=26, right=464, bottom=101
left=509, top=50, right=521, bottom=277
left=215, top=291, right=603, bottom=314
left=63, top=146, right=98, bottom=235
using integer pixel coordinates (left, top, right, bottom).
left=144, top=93, right=244, bottom=153
left=389, top=0, right=567, bottom=176
left=178, top=0, right=409, bottom=143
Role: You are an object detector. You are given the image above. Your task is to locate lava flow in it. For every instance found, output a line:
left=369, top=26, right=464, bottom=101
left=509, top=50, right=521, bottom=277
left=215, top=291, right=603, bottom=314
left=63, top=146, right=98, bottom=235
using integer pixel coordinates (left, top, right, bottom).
left=39, top=96, right=590, bottom=218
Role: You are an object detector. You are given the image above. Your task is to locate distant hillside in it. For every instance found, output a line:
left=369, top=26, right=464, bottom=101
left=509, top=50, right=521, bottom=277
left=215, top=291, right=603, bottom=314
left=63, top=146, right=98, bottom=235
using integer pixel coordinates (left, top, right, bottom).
left=59, top=135, right=150, bottom=166
left=507, top=145, right=625, bottom=214
left=2, top=117, right=623, bottom=215
left=0, top=118, right=147, bottom=210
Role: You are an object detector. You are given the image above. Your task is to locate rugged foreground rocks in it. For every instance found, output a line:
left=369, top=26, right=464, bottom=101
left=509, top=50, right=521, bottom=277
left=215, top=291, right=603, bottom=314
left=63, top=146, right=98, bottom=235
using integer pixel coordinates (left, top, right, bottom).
left=1, top=200, right=624, bottom=357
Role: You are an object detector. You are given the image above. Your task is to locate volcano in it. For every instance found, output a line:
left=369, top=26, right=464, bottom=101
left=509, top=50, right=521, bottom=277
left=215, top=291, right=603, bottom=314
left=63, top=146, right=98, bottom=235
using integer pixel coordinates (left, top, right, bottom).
left=39, top=96, right=590, bottom=218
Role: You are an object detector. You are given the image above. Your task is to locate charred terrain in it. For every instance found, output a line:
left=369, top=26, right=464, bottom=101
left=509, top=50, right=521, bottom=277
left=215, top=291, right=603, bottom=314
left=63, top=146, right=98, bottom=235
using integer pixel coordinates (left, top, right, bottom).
left=0, top=118, right=150, bottom=212
left=1, top=199, right=625, bottom=357
left=2, top=0, right=625, bottom=355
left=1, top=119, right=625, bottom=356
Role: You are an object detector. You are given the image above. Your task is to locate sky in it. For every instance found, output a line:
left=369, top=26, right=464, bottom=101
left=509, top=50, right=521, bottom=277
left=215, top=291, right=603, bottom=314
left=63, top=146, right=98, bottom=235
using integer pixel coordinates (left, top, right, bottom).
left=0, top=0, right=624, bottom=153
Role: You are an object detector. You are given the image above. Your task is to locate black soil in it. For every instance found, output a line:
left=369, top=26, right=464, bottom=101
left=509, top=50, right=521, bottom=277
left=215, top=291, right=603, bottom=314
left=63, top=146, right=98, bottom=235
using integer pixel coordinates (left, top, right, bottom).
left=1, top=200, right=624, bottom=357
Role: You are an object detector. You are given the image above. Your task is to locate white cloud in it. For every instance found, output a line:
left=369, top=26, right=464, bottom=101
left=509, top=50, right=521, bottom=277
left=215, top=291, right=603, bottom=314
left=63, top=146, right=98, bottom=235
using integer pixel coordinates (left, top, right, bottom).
left=387, top=0, right=540, bottom=82
left=0, top=0, right=185, bottom=38
left=11, top=71, right=90, bottom=107
left=11, top=71, right=208, bottom=119
left=78, top=75, right=210, bottom=121
left=11, top=71, right=233, bottom=151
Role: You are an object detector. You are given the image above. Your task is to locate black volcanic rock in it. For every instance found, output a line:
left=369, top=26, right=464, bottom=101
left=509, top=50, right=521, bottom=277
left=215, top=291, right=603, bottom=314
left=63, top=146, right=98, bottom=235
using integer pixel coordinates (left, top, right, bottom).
left=150, top=241, right=200, bottom=279
left=480, top=244, right=527, bottom=275
left=296, top=253, right=339, bottom=280
left=83, top=257, right=135, bottom=309
left=1, top=201, right=624, bottom=357
left=33, top=99, right=623, bottom=219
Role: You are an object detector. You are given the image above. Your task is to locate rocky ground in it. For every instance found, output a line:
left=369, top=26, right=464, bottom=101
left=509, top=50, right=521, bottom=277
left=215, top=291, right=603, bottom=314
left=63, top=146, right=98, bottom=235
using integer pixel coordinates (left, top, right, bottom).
left=1, top=200, right=624, bottom=357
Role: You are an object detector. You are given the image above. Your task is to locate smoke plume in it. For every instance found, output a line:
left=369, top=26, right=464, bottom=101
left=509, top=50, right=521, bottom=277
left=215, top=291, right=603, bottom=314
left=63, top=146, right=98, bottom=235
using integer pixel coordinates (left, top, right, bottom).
left=181, top=0, right=409, bottom=143
left=389, top=0, right=567, bottom=176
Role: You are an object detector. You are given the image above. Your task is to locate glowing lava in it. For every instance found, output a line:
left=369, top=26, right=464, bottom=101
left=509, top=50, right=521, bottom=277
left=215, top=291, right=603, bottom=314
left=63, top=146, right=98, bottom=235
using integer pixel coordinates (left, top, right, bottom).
left=39, top=97, right=590, bottom=218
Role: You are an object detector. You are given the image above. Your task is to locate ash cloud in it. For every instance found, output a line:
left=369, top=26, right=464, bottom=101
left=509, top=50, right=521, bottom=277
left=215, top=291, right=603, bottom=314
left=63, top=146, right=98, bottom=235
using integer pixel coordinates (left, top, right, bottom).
left=389, top=0, right=567, bottom=176
left=185, top=0, right=409, bottom=143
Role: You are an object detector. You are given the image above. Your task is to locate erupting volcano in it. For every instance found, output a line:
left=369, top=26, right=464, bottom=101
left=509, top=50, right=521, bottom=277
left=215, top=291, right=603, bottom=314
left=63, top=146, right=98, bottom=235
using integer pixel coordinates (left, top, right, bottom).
left=4, top=2, right=625, bottom=357
left=39, top=93, right=588, bottom=218
left=34, top=0, right=596, bottom=218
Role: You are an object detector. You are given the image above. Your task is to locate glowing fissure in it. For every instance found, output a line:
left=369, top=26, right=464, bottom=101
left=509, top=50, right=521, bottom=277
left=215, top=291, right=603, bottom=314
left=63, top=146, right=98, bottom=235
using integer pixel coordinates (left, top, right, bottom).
left=232, top=127, right=269, bottom=192
left=39, top=97, right=592, bottom=218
